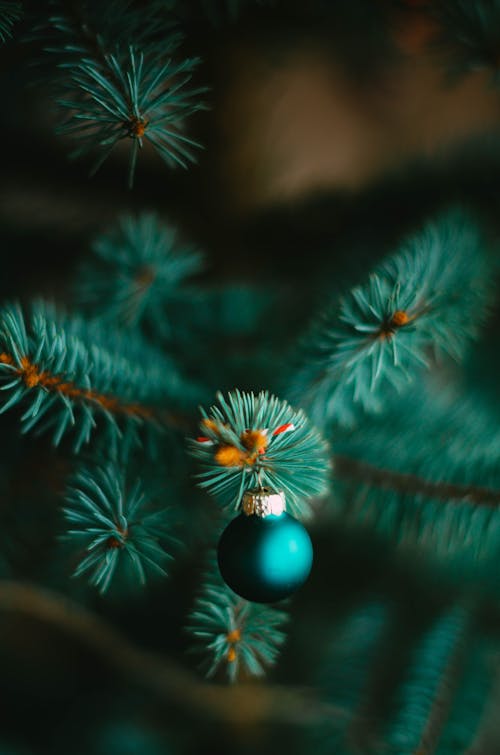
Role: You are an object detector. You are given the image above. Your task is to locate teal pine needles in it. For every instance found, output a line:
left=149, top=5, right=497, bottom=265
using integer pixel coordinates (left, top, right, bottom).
left=291, top=209, right=493, bottom=428
left=187, top=564, right=288, bottom=682
left=189, top=389, right=331, bottom=517
left=3, top=4, right=500, bottom=750
left=314, top=600, right=479, bottom=754
left=430, top=0, right=500, bottom=80
left=332, top=382, right=500, bottom=575
left=57, top=44, right=208, bottom=187
left=77, top=213, right=203, bottom=338
left=0, top=302, right=198, bottom=451
left=384, top=604, right=471, bottom=753
left=63, top=461, right=176, bottom=593
left=0, top=1, right=21, bottom=43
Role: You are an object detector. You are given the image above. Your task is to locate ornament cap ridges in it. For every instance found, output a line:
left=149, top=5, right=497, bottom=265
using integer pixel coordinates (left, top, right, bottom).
left=241, top=488, right=286, bottom=518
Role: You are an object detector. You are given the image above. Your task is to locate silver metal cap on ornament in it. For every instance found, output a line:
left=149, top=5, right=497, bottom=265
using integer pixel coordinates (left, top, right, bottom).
left=241, top=488, right=286, bottom=517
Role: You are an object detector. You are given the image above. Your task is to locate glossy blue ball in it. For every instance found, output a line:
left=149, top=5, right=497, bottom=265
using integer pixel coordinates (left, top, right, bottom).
left=217, top=512, right=313, bottom=603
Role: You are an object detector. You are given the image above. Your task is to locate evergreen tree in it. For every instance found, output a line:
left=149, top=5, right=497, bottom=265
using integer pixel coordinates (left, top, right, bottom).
left=0, top=1, right=499, bottom=753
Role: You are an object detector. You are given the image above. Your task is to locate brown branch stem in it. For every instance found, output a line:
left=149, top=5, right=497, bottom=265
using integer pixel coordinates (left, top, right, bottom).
left=334, top=455, right=500, bottom=507
left=0, top=351, right=194, bottom=433
left=0, top=580, right=342, bottom=727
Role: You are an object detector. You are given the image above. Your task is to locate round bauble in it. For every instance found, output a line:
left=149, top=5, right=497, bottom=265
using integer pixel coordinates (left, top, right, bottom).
left=217, top=511, right=313, bottom=603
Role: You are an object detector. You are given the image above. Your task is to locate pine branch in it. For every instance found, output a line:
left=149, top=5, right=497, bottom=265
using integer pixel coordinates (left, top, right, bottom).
left=32, top=2, right=208, bottom=185
left=57, top=44, right=208, bottom=187
left=76, top=213, right=204, bottom=339
left=36, top=0, right=180, bottom=62
left=312, top=601, right=495, bottom=755
left=290, top=209, right=494, bottom=429
left=0, top=0, right=21, bottom=43
left=332, top=465, right=500, bottom=572
left=330, top=383, right=500, bottom=570
left=0, top=579, right=342, bottom=726
left=462, top=647, right=500, bottom=754
left=0, top=349, right=152, bottom=420
left=315, top=600, right=393, bottom=753
left=412, top=612, right=472, bottom=754
left=187, top=559, right=288, bottom=683
left=384, top=604, right=472, bottom=754
left=0, top=302, right=202, bottom=451
left=334, top=456, right=500, bottom=508
left=63, top=460, right=178, bottom=594
left=189, top=389, right=331, bottom=518
left=429, top=0, right=500, bottom=82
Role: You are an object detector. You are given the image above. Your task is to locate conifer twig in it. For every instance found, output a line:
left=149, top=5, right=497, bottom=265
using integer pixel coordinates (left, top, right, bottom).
left=0, top=351, right=153, bottom=420
left=334, top=456, right=500, bottom=507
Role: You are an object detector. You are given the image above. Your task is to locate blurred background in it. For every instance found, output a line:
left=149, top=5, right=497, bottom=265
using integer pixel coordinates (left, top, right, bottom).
left=3, top=0, right=500, bottom=296
left=1, top=1, right=500, bottom=753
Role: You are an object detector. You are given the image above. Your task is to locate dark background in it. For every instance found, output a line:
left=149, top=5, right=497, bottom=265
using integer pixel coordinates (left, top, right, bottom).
left=1, top=2, right=500, bottom=753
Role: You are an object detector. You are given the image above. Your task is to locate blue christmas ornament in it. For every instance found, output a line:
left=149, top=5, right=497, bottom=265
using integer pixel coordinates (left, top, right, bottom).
left=217, top=488, right=313, bottom=603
